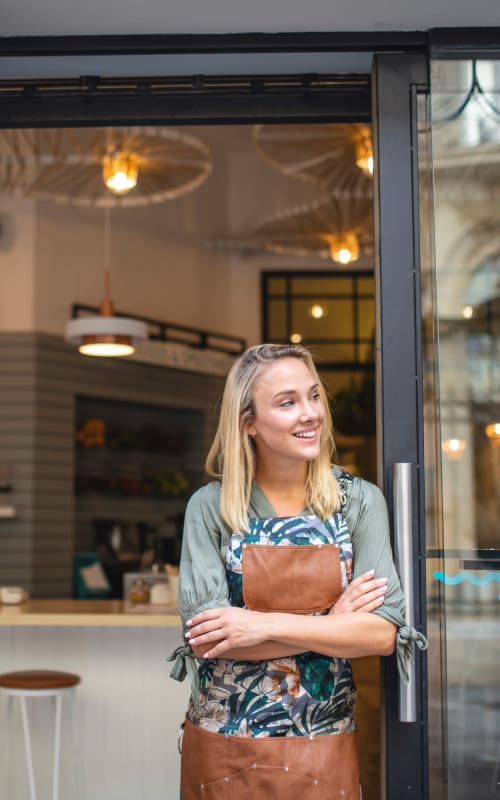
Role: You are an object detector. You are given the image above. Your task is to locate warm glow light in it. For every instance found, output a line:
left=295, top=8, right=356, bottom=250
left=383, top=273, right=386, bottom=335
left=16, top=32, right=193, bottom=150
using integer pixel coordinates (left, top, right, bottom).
left=337, top=248, right=352, bottom=265
left=290, top=333, right=302, bottom=343
left=309, top=304, right=325, bottom=319
left=442, top=438, right=467, bottom=460
left=79, top=342, right=135, bottom=357
left=462, top=305, right=474, bottom=319
left=354, top=130, right=374, bottom=177
left=102, top=152, right=138, bottom=195
left=326, top=232, right=360, bottom=265
left=485, top=422, right=500, bottom=444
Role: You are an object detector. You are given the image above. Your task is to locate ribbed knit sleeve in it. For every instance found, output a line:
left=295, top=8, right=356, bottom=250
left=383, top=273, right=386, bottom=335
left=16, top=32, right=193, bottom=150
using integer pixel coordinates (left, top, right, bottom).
left=346, top=476, right=427, bottom=681
left=178, top=481, right=231, bottom=628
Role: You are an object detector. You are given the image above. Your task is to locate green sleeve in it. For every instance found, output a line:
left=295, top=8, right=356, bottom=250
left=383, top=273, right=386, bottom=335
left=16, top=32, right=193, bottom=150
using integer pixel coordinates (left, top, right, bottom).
left=348, top=478, right=406, bottom=624
left=178, top=482, right=231, bottom=629
left=346, top=476, right=428, bottom=681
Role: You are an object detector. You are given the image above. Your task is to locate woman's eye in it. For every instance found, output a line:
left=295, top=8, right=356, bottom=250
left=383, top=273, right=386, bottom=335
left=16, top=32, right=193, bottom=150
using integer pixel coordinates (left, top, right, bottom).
left=279, top=399, right=294, bottom=407
left=312, top=393, right=321, bottom=401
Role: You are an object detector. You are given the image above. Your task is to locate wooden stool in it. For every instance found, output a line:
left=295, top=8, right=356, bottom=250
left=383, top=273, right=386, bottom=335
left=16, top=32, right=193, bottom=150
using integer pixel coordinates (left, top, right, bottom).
left=0, top=670, right=82, bottom=800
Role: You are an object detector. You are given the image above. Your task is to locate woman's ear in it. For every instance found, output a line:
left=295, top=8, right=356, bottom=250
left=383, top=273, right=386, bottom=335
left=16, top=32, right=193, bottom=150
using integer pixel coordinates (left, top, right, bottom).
left=242, top=414, right=256, bottom=438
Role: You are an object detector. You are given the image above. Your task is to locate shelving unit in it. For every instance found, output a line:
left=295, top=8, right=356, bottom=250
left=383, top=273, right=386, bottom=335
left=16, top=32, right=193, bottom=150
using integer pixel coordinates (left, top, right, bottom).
left=74, top=395, right=205, bottom=556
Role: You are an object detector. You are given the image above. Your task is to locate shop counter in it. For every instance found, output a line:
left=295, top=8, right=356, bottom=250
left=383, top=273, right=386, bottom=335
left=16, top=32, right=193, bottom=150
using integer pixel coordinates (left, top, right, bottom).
left=0, top=599, right=181, bottom=626
left=0, top=599, right=188, bottom=800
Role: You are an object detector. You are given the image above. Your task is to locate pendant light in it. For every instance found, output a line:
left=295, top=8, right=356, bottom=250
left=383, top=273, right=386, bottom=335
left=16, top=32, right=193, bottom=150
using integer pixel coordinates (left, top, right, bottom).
left=102, top=150, right=138, bottom=195
left=353, top=128, right=374, bottom=177
left=65, top=209, right=147, bottom=357
left=485, top=422, right=500, bottom=445
left=325, top=231, right=360, bottom=265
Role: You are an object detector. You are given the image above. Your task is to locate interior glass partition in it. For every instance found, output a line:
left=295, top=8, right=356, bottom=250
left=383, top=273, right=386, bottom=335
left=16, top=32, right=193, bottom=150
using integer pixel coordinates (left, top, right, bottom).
left=423, top=59, right=500, bottom=800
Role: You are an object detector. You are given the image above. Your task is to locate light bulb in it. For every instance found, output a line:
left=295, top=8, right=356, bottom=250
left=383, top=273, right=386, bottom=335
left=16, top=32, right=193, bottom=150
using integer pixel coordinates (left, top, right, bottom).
left=290, top=333, right=302, bottom=343
left=485, top=422, right=500, bottom=443
left=327, top=232, right=360, bottom=265
left=442, top=438, right=467, bottom=460
left=354, top=130, right=374, bottom=177
left=79, top=341, right=135, bottom=357
left=462, top=305, right=474, bottom=319
left=309, top=304, right=325, bottom=319
left=102, top=152, right=138, bottom=195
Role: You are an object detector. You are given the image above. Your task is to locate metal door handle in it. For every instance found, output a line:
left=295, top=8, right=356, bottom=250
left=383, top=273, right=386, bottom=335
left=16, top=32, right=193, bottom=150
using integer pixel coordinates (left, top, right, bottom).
left=393, top=462, right=417, bottom=723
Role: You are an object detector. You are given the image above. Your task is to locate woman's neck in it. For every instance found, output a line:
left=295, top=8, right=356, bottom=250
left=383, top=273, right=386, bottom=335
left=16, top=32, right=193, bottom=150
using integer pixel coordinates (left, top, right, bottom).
left=254, top=460, right=309, bottom=516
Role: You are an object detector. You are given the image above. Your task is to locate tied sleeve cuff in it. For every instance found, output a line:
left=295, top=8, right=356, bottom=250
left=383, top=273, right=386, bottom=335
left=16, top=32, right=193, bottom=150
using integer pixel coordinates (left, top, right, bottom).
left=167, top=644, right=202, bottom=713
left=396, top=625, right=428, bottom=684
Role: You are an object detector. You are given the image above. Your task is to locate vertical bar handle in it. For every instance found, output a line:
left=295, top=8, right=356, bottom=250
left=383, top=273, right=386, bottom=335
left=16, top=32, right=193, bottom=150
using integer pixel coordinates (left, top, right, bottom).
left=393, top=462, right=417, bottom=723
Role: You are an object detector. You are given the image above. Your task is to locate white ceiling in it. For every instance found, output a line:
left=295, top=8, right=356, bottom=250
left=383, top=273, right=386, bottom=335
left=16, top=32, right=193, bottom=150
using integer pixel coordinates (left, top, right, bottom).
left=2, top=0, right=500, bottom=38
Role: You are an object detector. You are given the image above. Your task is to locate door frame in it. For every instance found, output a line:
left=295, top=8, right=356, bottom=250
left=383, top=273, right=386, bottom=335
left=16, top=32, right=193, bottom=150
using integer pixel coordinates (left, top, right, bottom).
left=371, top=53, right=430, bottom=800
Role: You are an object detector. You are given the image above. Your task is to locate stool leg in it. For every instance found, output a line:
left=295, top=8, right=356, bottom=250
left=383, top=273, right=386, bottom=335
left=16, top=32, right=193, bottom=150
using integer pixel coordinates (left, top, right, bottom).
left=70, top=690, right=84, bottom=800
left=52, top=694, right=62, bottom=800
left=19, top=695, right=37, bottom=800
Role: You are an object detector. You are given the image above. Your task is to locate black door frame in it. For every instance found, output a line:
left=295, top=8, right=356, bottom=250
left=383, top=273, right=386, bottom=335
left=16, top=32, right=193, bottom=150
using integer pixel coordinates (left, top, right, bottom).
left=371, top=53, right=430, bottom=800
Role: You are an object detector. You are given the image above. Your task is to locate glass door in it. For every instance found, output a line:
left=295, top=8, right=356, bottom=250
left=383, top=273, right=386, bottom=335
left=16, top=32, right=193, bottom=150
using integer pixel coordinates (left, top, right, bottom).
left=423, top=57, right=500, bottom=800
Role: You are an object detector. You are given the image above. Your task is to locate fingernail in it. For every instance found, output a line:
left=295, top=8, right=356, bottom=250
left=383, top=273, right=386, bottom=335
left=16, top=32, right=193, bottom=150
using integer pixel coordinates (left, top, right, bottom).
left=367, top=569, right=375, bottom=576
left=186, top=620, right=192, bottom=626
left=184, top=631, right=191, bottom=638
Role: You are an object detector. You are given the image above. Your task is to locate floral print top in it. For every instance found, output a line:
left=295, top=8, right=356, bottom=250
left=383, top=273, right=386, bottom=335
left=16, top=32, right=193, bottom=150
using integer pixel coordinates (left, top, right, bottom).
left=188, top=496, right=357, bottom=738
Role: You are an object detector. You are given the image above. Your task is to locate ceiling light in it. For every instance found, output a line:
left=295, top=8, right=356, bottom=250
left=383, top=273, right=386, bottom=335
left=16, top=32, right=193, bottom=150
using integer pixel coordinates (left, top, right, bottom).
left=354, top=131, right=374, bottom=177
left=309, top=304, right=325, bottom=320
left=102, top=151, right=138, bottom=195
left=441, top=438, right=467, bottom=460
left=326, top=232, right=360, bottom=265
left=65, top=210, right=147, bottom=357
left=462, top=305, right=474, bottom=319
left=290, top=333, right=303, bottom=343
left=485, top=422, right=500, bottom=444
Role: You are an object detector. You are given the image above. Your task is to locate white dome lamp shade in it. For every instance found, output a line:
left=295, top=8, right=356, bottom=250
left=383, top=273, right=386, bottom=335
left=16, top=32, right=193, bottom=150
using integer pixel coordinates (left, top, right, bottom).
left=65, top=312, right=148, bottom=357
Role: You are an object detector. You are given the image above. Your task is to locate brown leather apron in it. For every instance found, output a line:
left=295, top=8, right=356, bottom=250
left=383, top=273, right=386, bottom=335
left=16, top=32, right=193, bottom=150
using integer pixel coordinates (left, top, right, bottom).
left=180, top=717, right=360, bottom=799
left=181, top=540, right=360, bottom=799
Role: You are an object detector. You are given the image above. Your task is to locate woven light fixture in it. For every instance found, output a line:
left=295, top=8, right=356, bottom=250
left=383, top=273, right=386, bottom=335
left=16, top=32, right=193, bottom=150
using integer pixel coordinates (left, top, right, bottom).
left=0, top=126, right=212, bottom=207
left=208, top=190, right=373, bottom=265
left=253, top=123, right=374, bottom=192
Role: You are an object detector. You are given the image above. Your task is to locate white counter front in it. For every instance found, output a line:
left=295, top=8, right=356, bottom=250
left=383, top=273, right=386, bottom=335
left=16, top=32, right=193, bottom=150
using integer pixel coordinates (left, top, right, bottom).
left=0, top=610, right=190, bottom=800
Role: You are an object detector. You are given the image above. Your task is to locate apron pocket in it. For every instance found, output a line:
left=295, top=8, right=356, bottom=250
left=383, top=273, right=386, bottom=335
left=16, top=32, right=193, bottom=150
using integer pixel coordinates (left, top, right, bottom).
left=203, top=764, right=342, bottom=799
left=242, top=543, right=342, bottom=613
left=181, top=719, right=360, bottom=800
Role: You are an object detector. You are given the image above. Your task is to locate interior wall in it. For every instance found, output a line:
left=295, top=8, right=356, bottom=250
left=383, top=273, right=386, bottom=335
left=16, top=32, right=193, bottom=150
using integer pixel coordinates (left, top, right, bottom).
left=0, top=197, right=35, bottom=331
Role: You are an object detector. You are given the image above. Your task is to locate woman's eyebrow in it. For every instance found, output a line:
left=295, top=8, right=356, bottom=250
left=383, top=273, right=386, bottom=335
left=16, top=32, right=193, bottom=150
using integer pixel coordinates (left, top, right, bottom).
left=272, top=383, right=319, bottom=400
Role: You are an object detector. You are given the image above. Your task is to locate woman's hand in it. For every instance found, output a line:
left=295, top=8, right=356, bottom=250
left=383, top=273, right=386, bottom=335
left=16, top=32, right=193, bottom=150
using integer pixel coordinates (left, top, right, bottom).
left=329, top=570, right=388, bottom=615
left=185, top=607, right=272, bottom=658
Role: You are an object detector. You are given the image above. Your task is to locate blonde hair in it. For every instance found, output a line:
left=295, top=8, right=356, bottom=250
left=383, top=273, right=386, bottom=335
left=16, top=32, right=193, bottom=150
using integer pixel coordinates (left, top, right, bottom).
left=206, top=343, right=341, bottom=531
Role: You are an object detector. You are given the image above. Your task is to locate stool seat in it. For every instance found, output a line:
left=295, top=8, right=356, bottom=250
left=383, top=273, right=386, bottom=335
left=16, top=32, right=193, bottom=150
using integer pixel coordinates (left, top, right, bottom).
left=0, top=670, right=80, bottom=690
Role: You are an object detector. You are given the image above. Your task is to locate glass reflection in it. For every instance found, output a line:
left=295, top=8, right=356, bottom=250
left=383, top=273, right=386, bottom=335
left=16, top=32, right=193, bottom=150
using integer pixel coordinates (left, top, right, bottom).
left=425, top=59, right=500, bottom=800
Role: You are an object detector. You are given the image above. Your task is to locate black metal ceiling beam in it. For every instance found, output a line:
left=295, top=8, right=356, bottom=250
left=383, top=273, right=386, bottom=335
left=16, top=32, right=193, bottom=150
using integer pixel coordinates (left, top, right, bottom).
left=0, top=32, right=429, bottom=58
left=0, top=74, right=371, bottom=127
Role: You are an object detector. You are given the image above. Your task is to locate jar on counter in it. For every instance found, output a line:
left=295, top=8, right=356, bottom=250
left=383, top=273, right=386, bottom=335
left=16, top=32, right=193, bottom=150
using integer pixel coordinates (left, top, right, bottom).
left=128, top=579, right=150, bottom=605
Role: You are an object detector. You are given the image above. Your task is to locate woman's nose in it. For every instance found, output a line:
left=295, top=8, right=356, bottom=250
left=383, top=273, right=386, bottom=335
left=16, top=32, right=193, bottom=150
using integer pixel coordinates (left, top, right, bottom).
left=299, top=400, right=317, bottom=421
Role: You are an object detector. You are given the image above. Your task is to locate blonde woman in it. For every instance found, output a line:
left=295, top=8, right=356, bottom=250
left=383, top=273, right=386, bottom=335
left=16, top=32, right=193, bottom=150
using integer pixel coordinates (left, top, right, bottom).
left=170, top=343, right=426, bottom=799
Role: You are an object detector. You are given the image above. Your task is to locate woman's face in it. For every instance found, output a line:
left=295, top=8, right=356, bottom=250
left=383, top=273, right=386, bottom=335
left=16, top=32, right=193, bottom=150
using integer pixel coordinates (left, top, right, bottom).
left=246, top=357, right=326, bottom=467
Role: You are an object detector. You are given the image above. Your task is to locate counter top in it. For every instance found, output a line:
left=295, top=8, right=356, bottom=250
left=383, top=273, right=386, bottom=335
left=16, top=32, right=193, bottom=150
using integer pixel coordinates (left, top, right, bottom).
left=0, top=599, right=182, bottom=627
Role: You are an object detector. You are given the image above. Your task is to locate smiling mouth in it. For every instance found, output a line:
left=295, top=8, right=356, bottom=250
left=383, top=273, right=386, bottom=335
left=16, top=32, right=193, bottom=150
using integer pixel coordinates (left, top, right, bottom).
left=293, top=429, right=318, bottom=440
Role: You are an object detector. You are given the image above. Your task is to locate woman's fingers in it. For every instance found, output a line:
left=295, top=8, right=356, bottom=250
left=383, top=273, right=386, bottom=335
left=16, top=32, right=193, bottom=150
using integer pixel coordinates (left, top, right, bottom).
left=331, top=570, right=389, bottom=614
left=185, top=607, right=269, bottom=653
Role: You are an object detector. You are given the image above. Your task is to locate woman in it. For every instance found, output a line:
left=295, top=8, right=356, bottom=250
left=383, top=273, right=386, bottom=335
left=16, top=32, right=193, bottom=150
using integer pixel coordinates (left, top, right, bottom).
left=170, top=343, right=426, bottom=799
